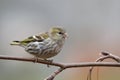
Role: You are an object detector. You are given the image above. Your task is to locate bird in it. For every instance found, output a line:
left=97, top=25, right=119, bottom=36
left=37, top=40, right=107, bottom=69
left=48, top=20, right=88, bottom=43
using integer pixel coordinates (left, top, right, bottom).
left=10, top=27, right=68, bottom=61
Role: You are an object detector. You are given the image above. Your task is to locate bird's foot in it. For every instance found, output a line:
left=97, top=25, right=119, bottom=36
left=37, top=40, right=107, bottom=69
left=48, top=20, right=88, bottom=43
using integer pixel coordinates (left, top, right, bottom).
left=44, top=59, right=53, bottom=67
left=33, top=56, right=39, bottom=63
left=32, top=57, right=53, bottom=67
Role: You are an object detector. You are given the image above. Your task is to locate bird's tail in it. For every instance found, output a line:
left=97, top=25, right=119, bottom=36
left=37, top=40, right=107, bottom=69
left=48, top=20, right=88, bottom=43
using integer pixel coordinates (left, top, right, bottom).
left=10, top=41, right=21, bottom=45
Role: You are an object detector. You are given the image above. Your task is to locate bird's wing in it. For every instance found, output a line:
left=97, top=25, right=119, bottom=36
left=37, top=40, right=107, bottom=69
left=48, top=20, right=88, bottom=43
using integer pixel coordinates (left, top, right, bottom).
left=21, top=32, right=49, bottom=43
left=11, top=32, right=49, bottom=46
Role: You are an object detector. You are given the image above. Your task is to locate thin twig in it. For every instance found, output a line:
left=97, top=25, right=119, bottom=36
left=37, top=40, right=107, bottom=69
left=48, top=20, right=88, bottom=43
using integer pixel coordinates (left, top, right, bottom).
left=0, top=54, right=120, bottom=80
left=87, top=51, right=120, bottom=80
left=44, top=68, right=64, bottom=80
left=0, top=55, right=64, bottom=68
left=0, top=55, right=120, bottom=67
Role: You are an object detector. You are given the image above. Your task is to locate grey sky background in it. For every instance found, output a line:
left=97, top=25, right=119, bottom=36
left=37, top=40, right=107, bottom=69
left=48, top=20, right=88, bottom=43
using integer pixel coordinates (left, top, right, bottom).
left=0, top=0, right=120, bottom=80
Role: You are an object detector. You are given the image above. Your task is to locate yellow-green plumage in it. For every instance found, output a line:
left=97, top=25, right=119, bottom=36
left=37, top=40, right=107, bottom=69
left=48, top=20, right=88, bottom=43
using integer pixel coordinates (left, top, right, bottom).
left=10, top=32, right=49, bottom=46
left=10, top=27, right=68, bottom=59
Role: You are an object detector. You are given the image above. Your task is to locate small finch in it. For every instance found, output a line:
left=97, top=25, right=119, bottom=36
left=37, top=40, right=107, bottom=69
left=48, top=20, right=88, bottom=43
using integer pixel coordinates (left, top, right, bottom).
left=10, top=27, right=68, bottom=60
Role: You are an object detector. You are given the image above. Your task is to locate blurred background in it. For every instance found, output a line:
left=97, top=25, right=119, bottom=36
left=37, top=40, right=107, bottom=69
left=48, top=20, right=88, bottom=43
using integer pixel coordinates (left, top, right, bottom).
left=0, top=0, right=120, bottom=80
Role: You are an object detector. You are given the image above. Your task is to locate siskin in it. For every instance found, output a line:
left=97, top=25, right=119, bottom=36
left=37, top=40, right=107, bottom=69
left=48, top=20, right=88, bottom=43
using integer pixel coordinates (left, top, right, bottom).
left=10, top=27, right=68, bottom=60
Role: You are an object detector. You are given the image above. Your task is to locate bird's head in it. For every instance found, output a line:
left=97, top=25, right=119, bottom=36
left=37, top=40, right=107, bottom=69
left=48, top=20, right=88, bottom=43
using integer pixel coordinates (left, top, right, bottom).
left=49, top=27, right=68, bottom=41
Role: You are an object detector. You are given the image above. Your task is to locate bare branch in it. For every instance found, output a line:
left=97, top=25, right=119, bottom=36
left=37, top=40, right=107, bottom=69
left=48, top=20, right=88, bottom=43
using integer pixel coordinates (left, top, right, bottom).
left=0, top=55, right=64, bottom=68
left=0, top=55, right=120, bottom=68
left=0, top=53, right=120, bottom=80
left=44, top=68, right=64, bottom=80
left=101, top=51, right=120, bottom=62
left=87, top=52, right=120, bottom=80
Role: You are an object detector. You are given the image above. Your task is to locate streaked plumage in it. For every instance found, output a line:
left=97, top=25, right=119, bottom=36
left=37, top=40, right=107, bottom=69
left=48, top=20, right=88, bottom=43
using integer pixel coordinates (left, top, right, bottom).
left=10, top=27, right=68, bottom=60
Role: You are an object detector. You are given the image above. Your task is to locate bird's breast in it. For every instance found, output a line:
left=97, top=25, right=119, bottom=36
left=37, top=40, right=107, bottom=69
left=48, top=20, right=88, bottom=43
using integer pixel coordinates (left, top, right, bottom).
left=25, top=38, right=64, bottom=59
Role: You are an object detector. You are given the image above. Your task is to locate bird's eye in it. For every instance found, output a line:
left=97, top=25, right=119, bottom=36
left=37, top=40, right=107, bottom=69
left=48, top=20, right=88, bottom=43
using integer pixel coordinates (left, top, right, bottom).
left=58, top=32, right=63, bottom=34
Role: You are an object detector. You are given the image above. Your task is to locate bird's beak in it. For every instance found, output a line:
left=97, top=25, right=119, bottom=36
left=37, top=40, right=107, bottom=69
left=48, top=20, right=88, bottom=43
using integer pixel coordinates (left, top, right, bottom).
left=64, top=33, right=68, bottom=39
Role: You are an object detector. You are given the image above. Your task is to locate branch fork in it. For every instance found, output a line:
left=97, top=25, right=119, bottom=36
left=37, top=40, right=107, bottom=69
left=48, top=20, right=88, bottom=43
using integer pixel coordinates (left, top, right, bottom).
left=0, top=52, right=120, bottom=80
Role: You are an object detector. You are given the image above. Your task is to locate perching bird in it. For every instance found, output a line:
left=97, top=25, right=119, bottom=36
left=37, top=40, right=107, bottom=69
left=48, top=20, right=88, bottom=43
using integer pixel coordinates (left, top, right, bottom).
left=10, top=27, right=68, bottom=60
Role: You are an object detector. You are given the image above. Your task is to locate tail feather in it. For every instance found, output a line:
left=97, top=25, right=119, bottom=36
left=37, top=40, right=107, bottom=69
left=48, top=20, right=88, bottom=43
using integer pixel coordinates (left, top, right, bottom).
left=10, top=41, right=20, bottom=45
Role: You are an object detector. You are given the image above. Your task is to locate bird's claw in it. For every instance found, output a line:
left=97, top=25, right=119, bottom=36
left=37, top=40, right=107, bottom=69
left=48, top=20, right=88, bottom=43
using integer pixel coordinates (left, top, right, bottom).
left=33, top=56, right=39, bottom=63
left=44, top=59, right=53, bottom=67
left=32, top=57, right=53, bottom=67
